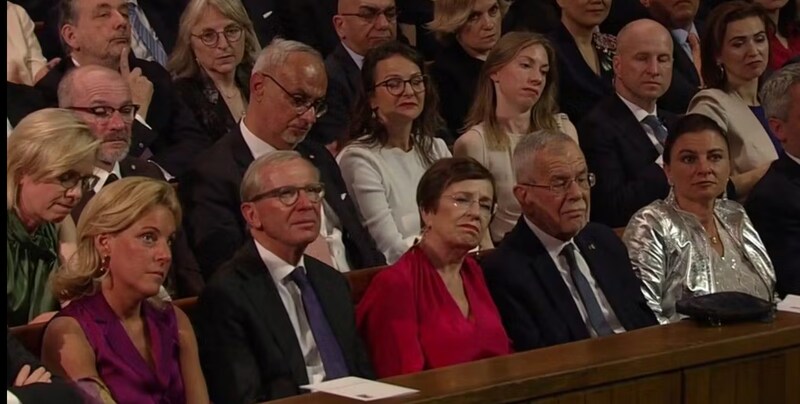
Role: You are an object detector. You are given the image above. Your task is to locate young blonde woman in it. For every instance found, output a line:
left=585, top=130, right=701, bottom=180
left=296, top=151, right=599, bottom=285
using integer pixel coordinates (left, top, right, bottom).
left=455, top=32, right=578, bottom=245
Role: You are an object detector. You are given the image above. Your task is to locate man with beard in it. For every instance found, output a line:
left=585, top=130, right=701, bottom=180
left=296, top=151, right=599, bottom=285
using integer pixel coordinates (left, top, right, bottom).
left=37, top=0, right=210, bottom=177
left=180, top=38, right=385, bottom=279
left=58, top=65, right=204, bottom=297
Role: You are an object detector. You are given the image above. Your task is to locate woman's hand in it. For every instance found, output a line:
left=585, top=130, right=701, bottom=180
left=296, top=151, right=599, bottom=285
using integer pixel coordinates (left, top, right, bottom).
left=13, top=364, right=52, bottom=386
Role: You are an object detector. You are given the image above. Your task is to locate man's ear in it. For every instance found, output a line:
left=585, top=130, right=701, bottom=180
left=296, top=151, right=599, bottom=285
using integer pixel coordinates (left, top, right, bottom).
left=333, top=15, right=346, bottom=40
left=61, top=24, right=79, bottom=52
left=241, top=202, right=262, bottom=230
left=768, top=117, right=787, bottom=144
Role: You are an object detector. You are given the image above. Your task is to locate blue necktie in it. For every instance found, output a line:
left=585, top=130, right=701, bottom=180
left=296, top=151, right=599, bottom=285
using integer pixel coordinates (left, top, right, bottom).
left=128, top=2, right=168, bottom=66
left=641, top=115, right=668, bottom=154
left=289, top=267, right=349, bottom=380
left=561, top=244, right=615, bottom=337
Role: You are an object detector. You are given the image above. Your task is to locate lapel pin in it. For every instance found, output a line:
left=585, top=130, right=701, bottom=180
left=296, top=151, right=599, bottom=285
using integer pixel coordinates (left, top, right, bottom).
left=341, top=193, right=347, bottom=200
left=588, top=243, right=596, bottom=250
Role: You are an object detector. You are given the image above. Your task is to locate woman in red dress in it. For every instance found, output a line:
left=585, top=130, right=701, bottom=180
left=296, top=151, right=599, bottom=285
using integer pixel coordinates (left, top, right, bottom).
left=357, top=157, right=512, bottom=378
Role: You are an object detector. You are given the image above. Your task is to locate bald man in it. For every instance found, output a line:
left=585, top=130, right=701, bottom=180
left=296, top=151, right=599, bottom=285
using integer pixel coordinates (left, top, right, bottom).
left=577, top=19, right=677, bottom=228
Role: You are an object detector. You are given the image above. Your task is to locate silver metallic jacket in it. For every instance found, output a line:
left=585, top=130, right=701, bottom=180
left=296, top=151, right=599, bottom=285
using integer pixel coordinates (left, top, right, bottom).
left=623, top=192, right=776, bottom=324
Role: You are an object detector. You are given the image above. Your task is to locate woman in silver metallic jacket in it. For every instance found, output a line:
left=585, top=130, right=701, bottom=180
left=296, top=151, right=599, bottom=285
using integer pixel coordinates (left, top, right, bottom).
left=623, top=114, right=776, bottom=324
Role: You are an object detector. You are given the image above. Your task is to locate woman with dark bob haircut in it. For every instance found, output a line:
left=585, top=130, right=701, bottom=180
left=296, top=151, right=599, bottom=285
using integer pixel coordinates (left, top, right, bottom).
left=338, top=41, right=451, bottom=264
left=357, top=157, right=511, bottom=377
left=623, top=114, right=776, bottom=324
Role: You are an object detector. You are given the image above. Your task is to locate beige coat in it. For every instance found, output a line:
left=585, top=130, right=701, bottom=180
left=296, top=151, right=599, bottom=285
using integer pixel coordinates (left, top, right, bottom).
left=7, top=1, right=47, bottom=86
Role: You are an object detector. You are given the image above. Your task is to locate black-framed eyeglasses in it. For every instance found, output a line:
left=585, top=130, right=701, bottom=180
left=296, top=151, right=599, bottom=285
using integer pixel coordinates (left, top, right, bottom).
left=444, top=194, right=496, bottom=218
left=192, top=25, right=244, bottom=47
left=339, top=6, right=398, bottom=24
left=55, top=170, right=99, bottom=192
left=374, top=75, right=427, bottom=96
left=67, top=105, right=140, bottom=123
left=257, top=72, right=328, bottom=118
left=248, top=183, right=326, bottom=206
left=518, top=173, right=596, bottom=195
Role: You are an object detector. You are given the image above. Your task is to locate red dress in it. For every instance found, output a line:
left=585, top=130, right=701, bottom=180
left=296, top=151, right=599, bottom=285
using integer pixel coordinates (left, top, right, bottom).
left=768, top=26, right=800, bottom=70
left=356, top=246, right=512, bottom=378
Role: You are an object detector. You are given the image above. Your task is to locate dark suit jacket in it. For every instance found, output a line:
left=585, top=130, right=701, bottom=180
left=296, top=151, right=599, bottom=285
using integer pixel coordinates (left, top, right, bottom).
left=173, top=66, right=251, bottom=143
left=308, top=43, right=362, bottom=146
left=502, top=0, right=561, bottom=34
left=180, top=127, right=385, bottom=278
left=481, top=219, right=657, bottom=351
left=578, top=95, right=674, bottom=227
left=430, top=41, right=484, bottom=139
left=600, top=0, right=650, bottom=35
left=240, top=0, right=290, bottom=48
left=196, top=241, right=374, bottom=403
left=659, top=24, right=703, bottom=114
left=283, top=0, right=339, bottom=57
left=550, top=23, right=616, bottom=124
left=36, top=57, right=212, bottom=177
left=745, top=153, right=800, bottom=298
left=70, top=157, right=205, bottom=297
left=7, top=327, right=83, bottom=403
left=6, top=82, right=47, bottom=127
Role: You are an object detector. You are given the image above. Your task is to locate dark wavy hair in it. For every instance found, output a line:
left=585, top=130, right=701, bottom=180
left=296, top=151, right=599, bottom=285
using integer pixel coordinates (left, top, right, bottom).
left=345, top=41, right=444, bottom=166
left=416, top=157, right=497, bottom=219
left=701, top=1, right=770, bottom=89
left=664, top=114, right=730, bottom=165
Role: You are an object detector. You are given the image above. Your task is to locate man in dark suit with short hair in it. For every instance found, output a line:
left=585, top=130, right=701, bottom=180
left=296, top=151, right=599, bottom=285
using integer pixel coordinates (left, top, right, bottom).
left=641, top=0, right=703, bottom=113
left=58, top=64, right=204, bottom=297
left=181, top=38, right=385, bottom=279
left=482, top=130, right=656, bottom=351
left=747, top=64, right=800, bottom=298
left=196, top=151, right=374, bottom=402
left=36, top=0, right=212, bottom=177
left=307, top=0, right=397, bottom=149
left=578, top=20, right=675, bottom=228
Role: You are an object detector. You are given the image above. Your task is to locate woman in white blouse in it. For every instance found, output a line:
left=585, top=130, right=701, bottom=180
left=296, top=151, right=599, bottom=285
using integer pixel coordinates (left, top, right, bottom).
left=455, top=31, right=578, bottom=245
left=337, top=41, right=450, bottom=264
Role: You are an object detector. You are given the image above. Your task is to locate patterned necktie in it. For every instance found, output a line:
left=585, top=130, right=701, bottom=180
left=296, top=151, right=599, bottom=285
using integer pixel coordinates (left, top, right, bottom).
left=561, top=244, right=615, bottom=337
left=289, top=267, right=349, bottom=380
left=687, top=33, right=704, bottom=86
left=641, top=115, right=668, bottom=154
left=128, top=2, right=168, bottom=66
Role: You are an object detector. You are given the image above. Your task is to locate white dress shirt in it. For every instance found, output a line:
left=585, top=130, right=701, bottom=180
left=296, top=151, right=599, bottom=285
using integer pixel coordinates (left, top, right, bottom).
left=787, top=152, right=800, bottom=166
left=241, top=120, right=350, bottom=272
left=255, top=240, right=326, bottom=384
left=618, top=94, right=665, bottom=166
left=526, top=218, right=626, bottom=336
left=92, top=162, right=123, bottom=193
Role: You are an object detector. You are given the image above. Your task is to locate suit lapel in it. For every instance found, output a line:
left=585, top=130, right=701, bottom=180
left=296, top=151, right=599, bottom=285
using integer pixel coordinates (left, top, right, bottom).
left=507, top=221, right=589, bottom=338
left=608, top=96, right=661, bottom=159
left=334, top=44, right=362, bottom=96
left=574, top=231, right=629, bottom=327
left=238, top=242, right=309, bottom=385
left=229, top=127, right=256, bottom=176
left=672, top=43, right=701, bottom=85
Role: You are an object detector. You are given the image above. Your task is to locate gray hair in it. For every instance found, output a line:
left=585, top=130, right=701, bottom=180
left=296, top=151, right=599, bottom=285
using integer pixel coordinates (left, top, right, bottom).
left=760, top=63, right=800, bottom=121
left=252, top=38, right=322, bottom=74
left=57, top=65, right=124, bottom=107
left=512, top=129, right=577, bottom=182
left=240, top=150, right=319, bottom=202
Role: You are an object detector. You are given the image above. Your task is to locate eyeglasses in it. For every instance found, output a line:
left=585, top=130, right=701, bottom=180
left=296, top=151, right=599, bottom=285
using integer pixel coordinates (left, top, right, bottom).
left=67, top=105, right=140, bottom=123
left=339, top=7, right=398, bottom=24
left=518, top=173, right=596, bottom=195
left=192, top=25, right=243, bottom=47
left=374, top=75, right=427, bottom=96
left=445, top=194, right=496, bottom=218
left=56, top=170, right=100, bottom=192
left=258, top=73, right=328, bottom=118
left=249, top=183, right=326, bottom=206
left=466, top=4, right=501, bottom=24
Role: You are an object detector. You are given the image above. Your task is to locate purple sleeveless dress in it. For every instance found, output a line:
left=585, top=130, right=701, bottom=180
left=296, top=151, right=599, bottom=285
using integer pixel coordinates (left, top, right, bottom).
left=57, top=292, right=186, bottom=404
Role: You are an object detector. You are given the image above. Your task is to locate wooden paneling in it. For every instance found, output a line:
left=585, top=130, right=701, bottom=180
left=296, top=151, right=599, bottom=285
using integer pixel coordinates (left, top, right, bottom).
left=533, top=372, right=681, bottom=404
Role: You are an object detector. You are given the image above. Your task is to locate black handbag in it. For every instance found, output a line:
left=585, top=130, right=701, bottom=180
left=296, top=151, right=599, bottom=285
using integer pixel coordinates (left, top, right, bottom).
left=676, top=292, right=775, bottom=326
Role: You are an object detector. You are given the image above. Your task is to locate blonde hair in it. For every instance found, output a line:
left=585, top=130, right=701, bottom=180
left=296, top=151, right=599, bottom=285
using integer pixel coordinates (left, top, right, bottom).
left=464, top=32, right=560, bottom=150
left=7, top=108, right=99, bottom=211
left=52, top=177, right=182, bottom=302
left=168, top=0, right=261, bottom=79
left=428, top=0, right=509, bottom=43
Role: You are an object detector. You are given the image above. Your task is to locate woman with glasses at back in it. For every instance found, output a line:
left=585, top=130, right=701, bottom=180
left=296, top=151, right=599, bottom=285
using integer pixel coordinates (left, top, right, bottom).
left=337, top=41, right=451, bottom=264
left=169, top=0, right=261, bottom=142
left=357, top=157, right=511, bottom=377
left=6, top=108, right=99, bottom=326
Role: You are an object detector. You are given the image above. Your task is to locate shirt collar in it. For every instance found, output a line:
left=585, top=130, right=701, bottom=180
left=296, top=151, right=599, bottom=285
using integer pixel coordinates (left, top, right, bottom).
left=524, top=216, right=575, bottom=264
left=617, top=93, right=658, bottom=122
left=92, top=162, right=122, bottom=193
left=254, top=239, right=307, bottom=285
left=670, top=23, right=698, bottom=45
left=240, top=119, right=277, bottom=159
left=341, top=42, right=364, bottom=70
